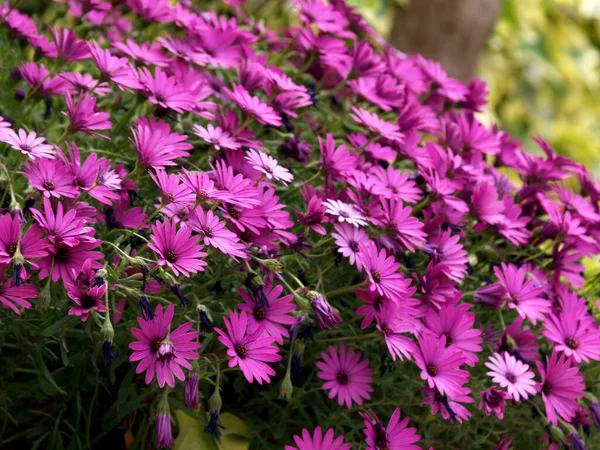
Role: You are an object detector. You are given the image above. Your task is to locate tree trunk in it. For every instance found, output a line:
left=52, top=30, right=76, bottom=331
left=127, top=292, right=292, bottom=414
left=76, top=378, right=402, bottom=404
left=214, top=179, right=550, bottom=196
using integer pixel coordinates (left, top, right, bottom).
left=389, top=0, right=501, bottom=82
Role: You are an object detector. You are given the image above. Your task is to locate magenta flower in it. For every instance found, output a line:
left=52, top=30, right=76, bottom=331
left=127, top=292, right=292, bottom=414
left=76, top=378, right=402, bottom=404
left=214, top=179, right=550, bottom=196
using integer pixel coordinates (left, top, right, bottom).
left=310, top=292, right=343, bottom=331
left=494, top=262, right=550, bottom=324
left=66, top=283, right=107, bottom=322
left=316, top=343, right=373, bottom=408
left=131, top=117, right=192, bottom=170
left=215, top=310, right=282, bottom=384
left=238, top=284, right=296, bottom=345
left=376, top=300, right=415, bottom=361
left=323, top=199, right=368, bottom=227
left=485, top=352, right=537, bottom=402
left=63, top=93, right=112, bottom=139
left=284, top=427, right=351, bottom=450
left=371, top=166, right=422, bottom=204
left=359, top=243, right=409, bottom=299
left=425, top=304, right=483, bottom=367
left=87, top=41, right=141, bottom=92
left=31, top=199, right=88, bottom=247
left=0, top=266, right=38, bottom=315
left=350, top=107, right=404, bottom=142
left=188, top=207, right=247, bottom=260
left=225, top=84, right=282, bottom=127
left=245, top=149, right=294, bottom=185
left=0, top=128, right=55, bottom=160
left=38, top=240, right=103, bottom=282
left=542, top=311, right=600, bottom=364
left=536, top=350, right=585, bottom=425
left=382, top=199, right=426, bottom=252
left=413, top=333, right=469, bottom=397
left=331, top=223, right=369, bottom=270
left=479, top=387, right=511, bottom=420
left=0, top=213, right=49, bottom=265
left=499, top=316, right=540, bottom=362
left=48, top=27, right=89, bottom=62
left=423, top=230, right=468, bottom=282
left=421, top=386, right=473, bottom=424
left=113, top=38, right=171, bottom=67
left=296, top=194, right=328, bottom=235
left=62, top=72, right=111, bottom=97
left=148, top=219, right=207, bottom=278
left=193, top=124, right=240, bottom=151
left=319, top=133, right=357, bottom=178
left=471, top=182, right=505, bottom=225
left=23, top=158, right=78, bottom=199
left=138, top=67, right=195, bottom=113
left=360, top=408, right=421, bottom=450
left=21, top=62, right=69, bottom=97
left=129, top=304, right=201, bottom=388
left=149, top=170, right=194, bottom=206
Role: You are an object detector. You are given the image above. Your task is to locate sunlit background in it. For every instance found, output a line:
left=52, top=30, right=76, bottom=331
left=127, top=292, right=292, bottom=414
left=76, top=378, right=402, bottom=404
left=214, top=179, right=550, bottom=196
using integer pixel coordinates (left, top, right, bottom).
left=351, top=0, right=600, bottom=176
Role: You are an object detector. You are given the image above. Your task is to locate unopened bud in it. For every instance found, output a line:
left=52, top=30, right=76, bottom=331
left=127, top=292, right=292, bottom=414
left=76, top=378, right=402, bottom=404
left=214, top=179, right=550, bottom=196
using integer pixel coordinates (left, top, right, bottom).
left=37, top=283, right=52, bottom=311
left=101, top=315, right=115, bottom=343
left=549, top=425, right=566, bottom=444
left=208, top=387, right=222, bottom=414
left=279, top=371, right=293, bottom=402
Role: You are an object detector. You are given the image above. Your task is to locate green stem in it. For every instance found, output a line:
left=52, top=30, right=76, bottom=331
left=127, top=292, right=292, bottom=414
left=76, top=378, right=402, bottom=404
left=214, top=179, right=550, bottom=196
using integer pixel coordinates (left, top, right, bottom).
left=324, top=280, right=367, bottom=298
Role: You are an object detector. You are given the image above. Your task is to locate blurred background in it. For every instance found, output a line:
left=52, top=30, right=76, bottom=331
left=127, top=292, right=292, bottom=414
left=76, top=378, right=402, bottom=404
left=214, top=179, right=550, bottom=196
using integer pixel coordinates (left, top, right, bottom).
left=351, top=0, right=600, bottom=176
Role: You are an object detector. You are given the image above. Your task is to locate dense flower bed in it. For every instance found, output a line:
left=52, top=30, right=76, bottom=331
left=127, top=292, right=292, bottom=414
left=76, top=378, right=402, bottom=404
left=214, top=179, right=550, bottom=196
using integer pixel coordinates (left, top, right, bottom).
left=0, top=0, right=599, bottom=449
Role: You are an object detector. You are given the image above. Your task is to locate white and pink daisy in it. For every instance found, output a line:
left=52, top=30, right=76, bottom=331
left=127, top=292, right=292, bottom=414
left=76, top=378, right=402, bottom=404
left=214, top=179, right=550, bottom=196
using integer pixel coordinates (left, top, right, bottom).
left=245, top=149, right=294, bottom=185
left=323, top=199, right=368, bottom=227
left=193, top=123, right=241, bottom=150
left=1, top=128, right=55, bottom=160
left=485, top=352, right=537, bottom=402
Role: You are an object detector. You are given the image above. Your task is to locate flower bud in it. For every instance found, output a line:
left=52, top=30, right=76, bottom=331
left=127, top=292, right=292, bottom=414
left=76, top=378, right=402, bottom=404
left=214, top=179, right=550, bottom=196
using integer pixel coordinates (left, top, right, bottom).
left=589, top=400, right=600, bottom=429
left=260, top=258, right=284, bottom=273
left=138, top=295, right=155, bottom=321
left=196, top=304, right=213, bottom=333
left=208, top=387, right=222, bottom=414
left=548, top=425, right=566, bottom=445
left=101, top=315, right=115, bottom=343
left=568, top=431, right=587, bottom=450
left=279, top=371, right=293, bottom=402
left=96, top=267, right=108, bottom=279
left=184, top=365, right=200, bottom=410
left=474, top=284, right=505, bottom=309
left=307, top=291, right=342, bottom=331
left=37, top=283, right=52, bottom=311
left=156, top=396, right=172, bottom=449
left=102, top=340, right=118, bottom=365
left=169, top=283, right=189, bottom=306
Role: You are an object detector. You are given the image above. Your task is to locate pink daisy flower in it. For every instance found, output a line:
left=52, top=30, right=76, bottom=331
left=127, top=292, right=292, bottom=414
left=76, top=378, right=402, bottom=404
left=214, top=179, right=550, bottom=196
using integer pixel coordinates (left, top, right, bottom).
left=423, top=230, right=468, bottom=282
left=31, top=198, right=92, bottom=247
left=23, top=158, right=78, bottom=199
left=129, top=304, right=201, bottom=388
left=471, top=182, right=505, bottom=225
left=323, top=199, right=368, bottom=227
left=425, top=304, right=483, bottom=367
left=382, top=199, right=426, bottom=252
left=485, top=352, right=537, bottom=401
left=284, top=426, right=351, bottom=450
left=0, top=128, right=55, bottom=160
left=370, top=166, right=422, bottom=204
left=0, top=213, right=49, bottom=265
left=66, top=283, right=107, bottom=322
left=225, top=84, right=282, bottom=127
left=48, top=27, right=89, bottom=62
left=331, top=223, right=369, bottom=270
left=87, top=41, right=141, bottom=92
left=149, top=170, right=194, bottom=206
left=316, top=343, right=374, bottom=409
left=38, top=240, right=103, bottom=282
left=238, top=284, right=297, bottom=345
left=536, top=350, right=585, bottom=425
left=63, top=93, right=112, bottom=139
left=350, top=107, right=404, bottom=142
left=542, top=311, right=600, bottom=364
left=131, top=117, right=192, bottom=170
left=413, top=333, right=469, bottom=397
left=138, top=67, right=195, bottom=113
left=245, top=149, right=294, bottom=185
left=360, top=408, right=421, bottom=450
left=479, top=387, right=511, bottom=420
left=499, top=316, right=540, bottom=362
left=148, top=219, right=207, bottom=278
left=494, top=262, right=550, bottom=324
left=359, top=243, right=409, bottom=299
left=112, top=38, right=171, bottom=67
left=215, top=310, right=282, bottom=385
left=376, top=300, right=415, bottom=361
left=0, top=266, right=38, bottom=315
left=188, top=207, right=247, bottom=260
left=61, top=72, right=111, bottom=97
left=193, top=124, right=240, bottom=150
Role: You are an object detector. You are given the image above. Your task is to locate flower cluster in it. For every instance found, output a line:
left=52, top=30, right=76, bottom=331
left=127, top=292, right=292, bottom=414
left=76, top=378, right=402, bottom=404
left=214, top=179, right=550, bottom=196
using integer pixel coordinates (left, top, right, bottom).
left=1, top=0, right=600, bottom=449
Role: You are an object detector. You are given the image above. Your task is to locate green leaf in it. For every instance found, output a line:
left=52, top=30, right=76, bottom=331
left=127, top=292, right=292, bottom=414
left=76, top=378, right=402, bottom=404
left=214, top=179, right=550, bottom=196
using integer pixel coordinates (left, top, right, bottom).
left=41, top=316, right=71, bottom=336
left=32, top=348, right=66, bottom=395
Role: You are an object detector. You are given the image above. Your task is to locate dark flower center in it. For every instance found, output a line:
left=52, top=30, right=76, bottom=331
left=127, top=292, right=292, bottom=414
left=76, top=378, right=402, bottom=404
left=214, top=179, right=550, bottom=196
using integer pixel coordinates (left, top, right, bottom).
left=389, top=220, right=399, bottom=232
left=506, top=373, right=517, bottom=383
left=542, top=382, right=552, bottom=395
left=375, top=438, right=390, bottom=450
left=565, top=337, right=579, bottom=349
left=336, top=370, right=349, bottom=385
left=228, top=208, right=241, bottom=219
left=253, top=307, right=266, bottom=321
left=155, top=93, right=166, bottom=103
left=164, top=192, right=176, bottom=203
left=509, top=294, right=519, bottom=305
left=80, top=295, right=97, bottom=309
left=198, top=189, right=209, bottom=199
left=426, top=364, right=438, bottom=376
left=371, top=271, right=382, bottom=283
left=7, top=244, right=17, bottom=256
left=348, top=240, right=359, bottom=252
left=374, top=297, right=384, bottom=311
left=202, top=226, right=213, bottom=238
left=43, top=181, right=55, bottom=191
left=235, top=344, right=248, bottom=358
left=151, top=339, right=163, bottom=353
left=55, top=247, right=70, bottom=262
left=20, top=144, right=31, bottom=152
left=444, top=333, right=454, bottom=346
left=165, top=249, right=178, bottom=263
left=381, top=325, right=392, bottom=336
